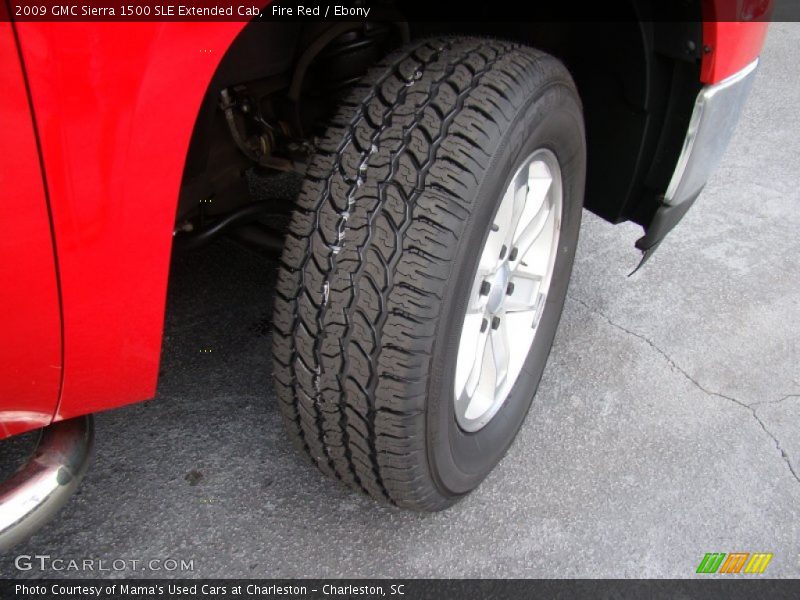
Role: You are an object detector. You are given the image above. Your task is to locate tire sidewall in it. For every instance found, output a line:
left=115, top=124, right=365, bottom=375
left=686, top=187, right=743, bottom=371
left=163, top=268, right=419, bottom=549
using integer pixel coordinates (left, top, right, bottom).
left=426, top=82, right=586, bottom=497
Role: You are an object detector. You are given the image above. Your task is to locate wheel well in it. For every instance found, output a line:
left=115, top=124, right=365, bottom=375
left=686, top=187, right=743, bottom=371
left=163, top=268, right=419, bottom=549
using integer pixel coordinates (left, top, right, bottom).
left=177, top=10, right=703, bottom=235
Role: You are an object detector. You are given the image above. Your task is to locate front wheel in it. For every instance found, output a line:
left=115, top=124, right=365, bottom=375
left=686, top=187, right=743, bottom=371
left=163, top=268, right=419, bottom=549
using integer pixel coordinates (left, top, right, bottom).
left=272, top=37, right=586, bottom=510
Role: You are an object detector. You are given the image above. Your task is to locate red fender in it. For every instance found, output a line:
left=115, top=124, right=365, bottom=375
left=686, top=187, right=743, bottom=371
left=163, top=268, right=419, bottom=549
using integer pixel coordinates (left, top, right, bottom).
left=702, top=0, right=770, bottom=83
left=13, top=23, right=246, bottom=427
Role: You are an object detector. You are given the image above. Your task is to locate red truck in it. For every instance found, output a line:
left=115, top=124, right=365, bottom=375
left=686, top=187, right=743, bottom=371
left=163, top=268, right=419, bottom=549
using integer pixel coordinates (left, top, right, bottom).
left=0, top=1, right=769, bottom=547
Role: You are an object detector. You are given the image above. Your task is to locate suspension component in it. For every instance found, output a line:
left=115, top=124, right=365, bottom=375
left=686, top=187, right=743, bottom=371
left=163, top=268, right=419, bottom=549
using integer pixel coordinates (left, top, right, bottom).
left=220, top=88, right=277, bottom=166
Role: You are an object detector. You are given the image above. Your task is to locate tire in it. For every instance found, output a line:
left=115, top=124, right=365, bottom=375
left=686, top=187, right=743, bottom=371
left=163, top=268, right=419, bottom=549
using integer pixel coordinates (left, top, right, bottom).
left=272, top=37, right=586, bottom=510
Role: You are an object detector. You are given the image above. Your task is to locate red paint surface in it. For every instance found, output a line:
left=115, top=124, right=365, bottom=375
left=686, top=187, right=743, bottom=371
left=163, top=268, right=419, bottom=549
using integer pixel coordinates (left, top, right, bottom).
left=11, top=23, right=245, bottom=429
left=702, top=1, right=770, bottom=83
left=0, top=21, right=62, bottom=437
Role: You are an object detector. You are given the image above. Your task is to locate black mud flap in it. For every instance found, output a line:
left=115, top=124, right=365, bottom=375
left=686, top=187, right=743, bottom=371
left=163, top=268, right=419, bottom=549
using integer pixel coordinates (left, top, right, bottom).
left=630, top=193, right=700, bottom=274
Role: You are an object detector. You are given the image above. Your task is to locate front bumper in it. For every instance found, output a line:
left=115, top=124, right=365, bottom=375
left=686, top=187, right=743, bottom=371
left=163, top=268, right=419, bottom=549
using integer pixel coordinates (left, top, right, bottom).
left=636, top=59, right=759, bottom=262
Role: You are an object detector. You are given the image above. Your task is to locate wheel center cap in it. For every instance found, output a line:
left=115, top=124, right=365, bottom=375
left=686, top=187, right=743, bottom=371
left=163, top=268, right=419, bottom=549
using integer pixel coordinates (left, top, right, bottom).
left=486, top=263, right=510, bottom=314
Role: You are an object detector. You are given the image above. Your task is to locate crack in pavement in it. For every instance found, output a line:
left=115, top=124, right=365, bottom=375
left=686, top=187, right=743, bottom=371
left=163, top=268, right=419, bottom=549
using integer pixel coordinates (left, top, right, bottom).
left=567, top=294, right=800, bottom=486
left=752, top=394, right=800, bottom=407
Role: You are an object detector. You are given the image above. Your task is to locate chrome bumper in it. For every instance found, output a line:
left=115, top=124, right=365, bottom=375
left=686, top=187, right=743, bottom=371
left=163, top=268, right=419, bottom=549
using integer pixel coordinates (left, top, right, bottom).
left=636, top=59, right=759, bottom=261
left=0, top=416, right=94, bottom=551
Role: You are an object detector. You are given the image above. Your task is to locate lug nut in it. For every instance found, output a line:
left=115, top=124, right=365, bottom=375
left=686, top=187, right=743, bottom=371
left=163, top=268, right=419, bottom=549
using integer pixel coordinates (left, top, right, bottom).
left=506, top=282, right=515, bottom=295
left=509, top=247, right=518, bottom=261
left=479, top=281, right=491, bottom=296
left=491, top=316, right=501, bottom=330
left=499, top=245, right=507, bottom=260
left=480, top=318, right=488, bottom=333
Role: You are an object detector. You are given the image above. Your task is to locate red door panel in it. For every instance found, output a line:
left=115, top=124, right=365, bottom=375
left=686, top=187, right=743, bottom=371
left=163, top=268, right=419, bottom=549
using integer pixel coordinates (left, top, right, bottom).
left=0, top=21, right=62, bottom=438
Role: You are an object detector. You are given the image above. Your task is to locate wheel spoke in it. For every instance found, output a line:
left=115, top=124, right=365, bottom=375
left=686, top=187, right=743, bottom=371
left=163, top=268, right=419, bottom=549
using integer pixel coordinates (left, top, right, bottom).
left=503, top=176, right=529, bottom=248
left=454, top=312, right=487, bottom=396
left=505, top=271, right=542, bottom=312
left=480, top=183, right=516, bottom=272
left=464, top=324, right=491, bottom=399
left=466, top=277, right=488, bottom=314
left=512, top=164, right=552, bottom=262
left=490, top=317, right=510, bottom=395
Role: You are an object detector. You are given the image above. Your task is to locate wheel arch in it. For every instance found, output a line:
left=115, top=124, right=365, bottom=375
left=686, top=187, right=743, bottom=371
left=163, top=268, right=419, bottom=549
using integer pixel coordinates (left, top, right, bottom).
left=180, top=14, right=705, bottom=251
left=416, top=18, right=703, bottom=230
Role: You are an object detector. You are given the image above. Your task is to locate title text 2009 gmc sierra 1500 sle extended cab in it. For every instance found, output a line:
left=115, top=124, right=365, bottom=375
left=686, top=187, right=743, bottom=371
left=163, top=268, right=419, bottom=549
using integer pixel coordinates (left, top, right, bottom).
left=0, top=0, right=769, bottom=547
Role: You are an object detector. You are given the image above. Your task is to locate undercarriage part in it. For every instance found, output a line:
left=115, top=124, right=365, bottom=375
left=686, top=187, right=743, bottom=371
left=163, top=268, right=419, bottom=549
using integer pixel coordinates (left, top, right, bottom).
left=229, top=222, right=286, bottom=254
left=287, top=22, right=408, bottom=138
left=173, top=201, right=286, bottom=251
left=220, top=88, right=280, bottom=166
left=218, top=23, right=406, bottom=171
left=286, top=23, right=364, bottom=136
left=288, top=23, right=366, bottom=104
